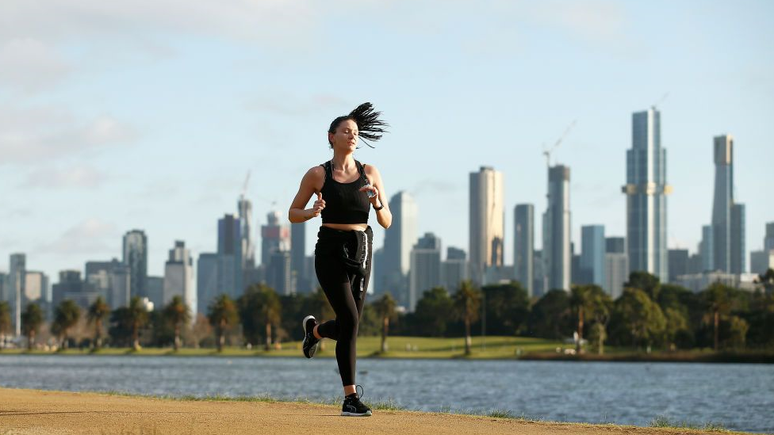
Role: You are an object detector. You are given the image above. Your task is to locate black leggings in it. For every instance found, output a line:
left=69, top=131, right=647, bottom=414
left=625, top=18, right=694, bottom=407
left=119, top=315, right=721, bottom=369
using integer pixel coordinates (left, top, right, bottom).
left=314, top=228, right=372, bottom=387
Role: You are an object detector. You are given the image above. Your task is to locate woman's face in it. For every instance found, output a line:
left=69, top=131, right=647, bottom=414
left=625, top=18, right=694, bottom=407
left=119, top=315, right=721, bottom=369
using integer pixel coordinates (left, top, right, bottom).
left=329, top=119, right=358, bottom=151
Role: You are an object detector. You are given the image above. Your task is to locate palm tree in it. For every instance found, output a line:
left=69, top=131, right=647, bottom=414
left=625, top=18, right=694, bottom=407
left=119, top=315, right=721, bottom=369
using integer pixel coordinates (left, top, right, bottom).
left=52, top=300, right=81, bottom=350
left=87, top=296, right=111, bottom=350
left=21, top=303, right=44, bottom=351
left=163, top=296, right=191, bottom=351
left=453, top=280, right=482, bottom=356
left=257, top=287, right=281, bottom=351
left=570, top=285, right=592, bottom=354
left=208, top=294, right=239, bottom=352
left=0, top=301, right=11, bottom=351
left=373, top=292, right=397, bottom=353
left=127, top=296, right=149, bottom=351
left=702, top=282, right=733, bottom=351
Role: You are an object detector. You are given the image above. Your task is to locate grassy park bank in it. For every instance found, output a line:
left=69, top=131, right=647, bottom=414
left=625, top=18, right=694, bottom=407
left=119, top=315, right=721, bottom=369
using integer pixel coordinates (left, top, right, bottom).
left=2, top=335, right=773, bottom=363
left=0, top=388, right=748, bottom=435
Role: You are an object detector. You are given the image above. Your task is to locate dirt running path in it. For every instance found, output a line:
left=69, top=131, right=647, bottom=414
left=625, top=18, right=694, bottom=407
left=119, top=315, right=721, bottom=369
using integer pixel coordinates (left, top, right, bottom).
left=0, top=388, right=729, bottom=435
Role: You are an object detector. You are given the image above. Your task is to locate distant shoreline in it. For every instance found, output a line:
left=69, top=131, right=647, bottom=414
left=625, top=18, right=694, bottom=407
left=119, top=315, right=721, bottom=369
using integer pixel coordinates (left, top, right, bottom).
left=2, top=347, right=773, bottom=363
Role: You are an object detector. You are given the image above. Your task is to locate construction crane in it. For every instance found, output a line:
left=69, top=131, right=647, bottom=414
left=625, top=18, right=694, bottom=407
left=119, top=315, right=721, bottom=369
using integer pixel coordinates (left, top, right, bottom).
left=543, top=120, right=576, bottom=167
left=240, top=170, right=251, bottom=200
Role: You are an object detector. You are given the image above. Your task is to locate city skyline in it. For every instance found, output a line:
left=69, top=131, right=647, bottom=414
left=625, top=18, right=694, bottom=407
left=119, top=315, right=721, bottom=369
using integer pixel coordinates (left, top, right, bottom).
left=1, top=1, right=772, bottom=284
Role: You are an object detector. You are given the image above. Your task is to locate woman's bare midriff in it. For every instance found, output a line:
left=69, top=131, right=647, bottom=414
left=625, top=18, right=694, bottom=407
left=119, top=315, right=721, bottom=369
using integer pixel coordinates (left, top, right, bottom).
left=322, top=223, right=368, bottom=231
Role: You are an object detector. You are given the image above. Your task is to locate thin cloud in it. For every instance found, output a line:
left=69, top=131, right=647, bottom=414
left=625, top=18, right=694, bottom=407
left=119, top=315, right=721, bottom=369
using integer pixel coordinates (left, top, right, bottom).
left=0, top=108, right=137, bottom=165
left=21, top=165, right=108, bottom=189
left=0, top=38, right=70, bottom=92
left=35, top=218, right=118, bottom=256
left=0, top=0, right=320, bottom=47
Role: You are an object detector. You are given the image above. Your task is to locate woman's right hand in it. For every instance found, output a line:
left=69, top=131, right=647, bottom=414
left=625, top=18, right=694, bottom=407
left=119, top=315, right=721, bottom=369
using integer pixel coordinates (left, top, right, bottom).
left=309, top=191, right=325, bottom=218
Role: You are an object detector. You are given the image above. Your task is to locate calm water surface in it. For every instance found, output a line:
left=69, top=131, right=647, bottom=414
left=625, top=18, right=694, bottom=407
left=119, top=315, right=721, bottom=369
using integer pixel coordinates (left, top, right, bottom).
left=0, top=355, right=772, bottom=433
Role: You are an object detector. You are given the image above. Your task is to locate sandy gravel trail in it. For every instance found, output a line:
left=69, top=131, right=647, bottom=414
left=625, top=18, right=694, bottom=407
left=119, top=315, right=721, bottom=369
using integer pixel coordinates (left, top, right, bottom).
left=0, top=388, right=734, bottom=435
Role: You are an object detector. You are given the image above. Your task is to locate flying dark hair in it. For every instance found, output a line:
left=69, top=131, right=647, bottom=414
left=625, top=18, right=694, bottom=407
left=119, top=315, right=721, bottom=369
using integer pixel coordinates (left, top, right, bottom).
left=327, top=102, right=389, bottom=148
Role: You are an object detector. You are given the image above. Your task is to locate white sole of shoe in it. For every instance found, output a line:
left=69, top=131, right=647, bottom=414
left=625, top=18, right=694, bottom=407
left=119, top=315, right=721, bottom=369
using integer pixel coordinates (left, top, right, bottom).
left=341, top=411, right=372, bottom=417
left=302, top=315, right=319, bottom=358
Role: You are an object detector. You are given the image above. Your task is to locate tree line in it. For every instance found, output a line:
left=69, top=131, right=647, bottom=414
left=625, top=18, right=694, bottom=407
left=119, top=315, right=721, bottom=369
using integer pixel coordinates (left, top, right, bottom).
left=2, top=269, right=772, bottom=353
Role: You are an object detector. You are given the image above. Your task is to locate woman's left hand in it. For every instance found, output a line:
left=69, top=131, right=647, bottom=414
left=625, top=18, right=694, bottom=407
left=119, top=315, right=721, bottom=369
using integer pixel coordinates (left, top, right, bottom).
left=359, top=184, right=380, bottom=206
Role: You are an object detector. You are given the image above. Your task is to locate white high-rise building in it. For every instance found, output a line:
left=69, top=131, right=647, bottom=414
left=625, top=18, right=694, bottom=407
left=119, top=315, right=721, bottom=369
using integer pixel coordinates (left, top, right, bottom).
left=164, top=241, right=196, bottom=317
left=469, top=167, right=504, bottom=285
left=376, top=191, right=417, bottom=307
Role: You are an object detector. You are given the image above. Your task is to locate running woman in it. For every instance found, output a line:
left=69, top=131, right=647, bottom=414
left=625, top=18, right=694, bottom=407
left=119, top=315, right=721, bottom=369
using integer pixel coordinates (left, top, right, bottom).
left=288, top=102, right=391, bottom=417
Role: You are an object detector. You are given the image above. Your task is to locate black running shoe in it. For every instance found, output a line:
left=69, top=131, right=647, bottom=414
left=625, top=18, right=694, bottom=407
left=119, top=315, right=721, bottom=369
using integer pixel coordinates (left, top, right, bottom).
left=302, top=315, right=320, bottom=359
left=341, top=390, right=372, bottom=417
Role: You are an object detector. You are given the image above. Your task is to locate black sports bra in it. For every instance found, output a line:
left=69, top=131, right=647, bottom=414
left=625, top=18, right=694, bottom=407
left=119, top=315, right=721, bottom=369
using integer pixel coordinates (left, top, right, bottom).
left=319, top=160, right=370, bottom=224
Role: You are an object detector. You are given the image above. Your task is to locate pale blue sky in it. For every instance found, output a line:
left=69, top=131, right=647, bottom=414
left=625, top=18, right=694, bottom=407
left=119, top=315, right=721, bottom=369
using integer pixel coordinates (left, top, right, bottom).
left=1, top=0, right=772, bottom=281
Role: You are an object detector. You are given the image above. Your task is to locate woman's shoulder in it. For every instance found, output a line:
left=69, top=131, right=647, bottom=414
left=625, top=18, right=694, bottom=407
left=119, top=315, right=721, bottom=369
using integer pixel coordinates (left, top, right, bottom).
left=303, top=165, right=326, bottom=184
left=360, top=161, right=381, bottom=177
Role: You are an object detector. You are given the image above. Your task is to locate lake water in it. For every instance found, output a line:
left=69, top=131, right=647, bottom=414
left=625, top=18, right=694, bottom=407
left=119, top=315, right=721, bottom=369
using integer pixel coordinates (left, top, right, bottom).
left=0, top=355, right=772, bottom=433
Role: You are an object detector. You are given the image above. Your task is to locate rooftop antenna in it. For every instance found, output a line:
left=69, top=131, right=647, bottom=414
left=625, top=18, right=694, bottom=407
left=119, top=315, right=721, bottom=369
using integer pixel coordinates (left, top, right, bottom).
left=652, top=92, right=669, bottom=110
left=543, top=120, right=576, bottom=167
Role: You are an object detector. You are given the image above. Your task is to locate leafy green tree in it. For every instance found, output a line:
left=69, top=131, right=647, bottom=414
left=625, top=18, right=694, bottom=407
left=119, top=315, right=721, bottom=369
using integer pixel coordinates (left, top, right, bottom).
left=612, top=288, right=666, bottom=349
left=238, top=284, right=281, bottom=351
left=373, top=292, right=397, bottom=353
left=701, top=282, right=733, bottom=351
left=51, top=300, right=81, bottom=350
left=755, top=268, right=774, bottom=294
left=21, top=303, right=44, bottom=351
left=87, top=296, right=110, bottom=350
left=745, top=290, right=774, bottom=349
left=452, top=281, right=482, bottom=355
left=278, top=294, right=305, bottom=342
left=481, top=281, right=530, bottom=336
left=208, top=294, right=239, bottom=352
left=413, top=287, right=453, bottom=337
left=0, top=301, right=11, bottom=350
left=163, top=296, right=191, bottom=351
left=527, top=289, right=572, bottom=339
left=127, top=296, right=149, bottom=350
left=583, top=285, right=614, bottom=355
left=625, top=271, right=661, bottom=301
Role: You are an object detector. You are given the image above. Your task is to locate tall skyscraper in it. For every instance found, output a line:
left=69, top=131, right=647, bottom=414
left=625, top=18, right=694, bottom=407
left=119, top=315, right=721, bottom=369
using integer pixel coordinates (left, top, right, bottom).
left=700, top=225, right=714, bottom=272
left=581, top=225, right=606, bottom=287
left=262, top=211, right=291, bottom=294
left=514, top=204, right=534, bottom=296
left=668, top=249, right=689, bottom=283
left=712, top=135, right=746, bottom=274
left=409, top=233, right=442, bottom=312
left=291, top=222, right=310, bottom=293
left=543, top=165, right=571, bottom=291
left=197, top=253, right=218, bottom=315
left=730, top=204, right=746, bottom=273
left=604, top=236, right=628, bottom=298
left=164, top=241, right=196, bottom=317
left=261, top=211, right=290, bottom=267
left=377, top=191, right=417, bottom=306
left=238, top=196, right=255, bottom=270
left=765, top=222, right=774, bottom=251
left=218, top=214, right=244, bottom=299
left=123, top=230, right=148, bottom=299
left=623, top=107, right=670, bottom=282
left=52, top=270, right=99, bottom=312
left=85, top=259, right=130, bottom=309
left=441, top=247, right=468, bottom=293
left=469, top=167, right=504, bottom=285
left=9, top=254, right=25, bottom=336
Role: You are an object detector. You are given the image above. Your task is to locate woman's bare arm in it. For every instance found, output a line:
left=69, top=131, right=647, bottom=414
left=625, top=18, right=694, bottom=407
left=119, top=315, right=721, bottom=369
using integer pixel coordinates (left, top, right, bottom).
left=288, top=166, right=325, bottom=223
